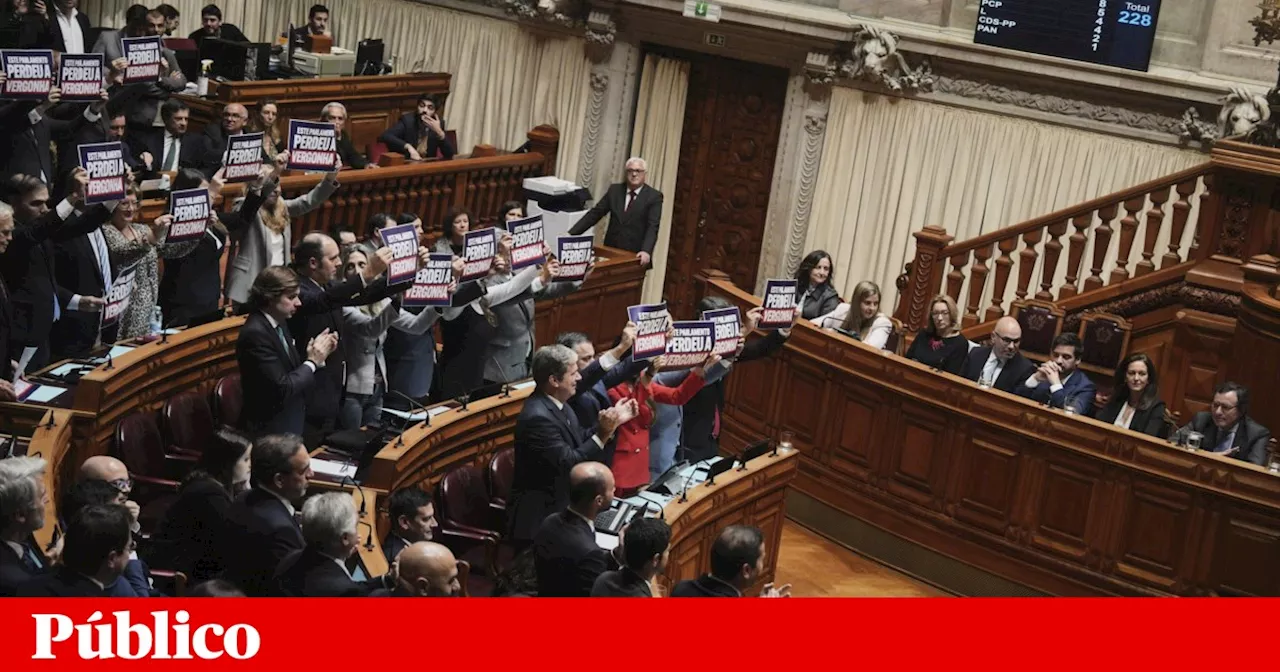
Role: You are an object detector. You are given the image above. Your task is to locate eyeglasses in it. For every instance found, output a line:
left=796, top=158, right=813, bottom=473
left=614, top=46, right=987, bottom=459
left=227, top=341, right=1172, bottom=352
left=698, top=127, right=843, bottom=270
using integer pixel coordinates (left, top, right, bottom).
left=1211, top=402, right=1238, bottom=412
left=108, top=478, right=133, bottom=494
left=993, top=333, right=1021, bottom=346
left=625, top=168, right=646, bottom=174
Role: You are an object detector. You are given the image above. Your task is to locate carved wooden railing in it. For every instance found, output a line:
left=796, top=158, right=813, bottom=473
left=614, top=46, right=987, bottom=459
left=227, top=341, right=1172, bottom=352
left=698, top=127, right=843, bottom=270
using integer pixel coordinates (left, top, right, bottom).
left=895, top=163, right=1214, bottom=332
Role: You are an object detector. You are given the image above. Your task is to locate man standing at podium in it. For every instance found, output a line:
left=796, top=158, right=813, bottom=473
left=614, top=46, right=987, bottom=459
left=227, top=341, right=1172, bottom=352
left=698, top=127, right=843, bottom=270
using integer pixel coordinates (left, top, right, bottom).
left=568, top=157, right=662, bottom=268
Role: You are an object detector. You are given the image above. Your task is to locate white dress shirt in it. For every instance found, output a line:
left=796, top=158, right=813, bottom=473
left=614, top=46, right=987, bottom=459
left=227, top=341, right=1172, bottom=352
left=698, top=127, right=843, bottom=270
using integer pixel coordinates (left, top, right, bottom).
left=264, top=312, right=318, bottom=372
left=69, top=229, right=112, bottom=312
left=1112, top=402, right=1136, bottom=430
left=56, top=9, right=86, bottom=54
left=980, top=351, right=1004, bottom=384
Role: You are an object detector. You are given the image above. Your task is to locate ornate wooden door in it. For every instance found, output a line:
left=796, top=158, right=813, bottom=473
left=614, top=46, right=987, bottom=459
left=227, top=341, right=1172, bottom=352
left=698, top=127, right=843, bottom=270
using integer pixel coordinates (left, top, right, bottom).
left=663, top=54, right=789, bottom=319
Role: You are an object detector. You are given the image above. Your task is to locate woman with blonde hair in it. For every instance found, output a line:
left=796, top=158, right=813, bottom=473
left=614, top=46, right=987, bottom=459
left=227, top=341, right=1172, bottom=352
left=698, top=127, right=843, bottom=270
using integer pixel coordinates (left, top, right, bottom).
left=815, top=281, right=894, bottom=350
left=905, top=294, right=968, bottom=374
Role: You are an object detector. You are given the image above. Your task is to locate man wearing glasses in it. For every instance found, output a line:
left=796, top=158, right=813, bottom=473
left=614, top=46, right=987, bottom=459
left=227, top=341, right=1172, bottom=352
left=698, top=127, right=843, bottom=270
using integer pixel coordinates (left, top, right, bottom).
left=79, top=456, right=141, bottom=531
left=960, top=315, right=1036, bottom=394
left=569, top=157, right=662, bottom=268
left=1175, top=382, right=1272, bottom=466
left=199, top=103, right=259, bottom=177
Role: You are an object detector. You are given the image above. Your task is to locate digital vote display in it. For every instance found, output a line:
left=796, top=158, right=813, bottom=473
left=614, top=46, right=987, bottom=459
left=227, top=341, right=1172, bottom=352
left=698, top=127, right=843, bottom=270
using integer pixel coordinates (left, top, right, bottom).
left=974, top=0, right=1163, bottom=72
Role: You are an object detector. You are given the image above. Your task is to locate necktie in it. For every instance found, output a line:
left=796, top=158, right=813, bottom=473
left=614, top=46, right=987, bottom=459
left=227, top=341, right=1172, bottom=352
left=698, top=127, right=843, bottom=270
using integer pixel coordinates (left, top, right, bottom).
left=981, top=356, right=1000, bottom=385
left=712, top=406, right=721, bottom=439
left=1216, top=431, right=1235, bottom=454
left=625, top=190, right=637, bottom=212
left=21, top=544, right=42, bottom=572
left=276, top=325, right=296, bottom=365
left=163, top=135, right=178, bottom=171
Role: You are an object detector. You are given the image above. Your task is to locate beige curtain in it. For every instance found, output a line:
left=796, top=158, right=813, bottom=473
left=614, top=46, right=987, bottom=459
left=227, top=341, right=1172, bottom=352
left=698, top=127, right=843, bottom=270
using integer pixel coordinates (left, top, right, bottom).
left=807, top=88, right=1204, bottom=310
left=84, top=0, right=591, bottom=179
left=630, top=54, right=690, bottom=304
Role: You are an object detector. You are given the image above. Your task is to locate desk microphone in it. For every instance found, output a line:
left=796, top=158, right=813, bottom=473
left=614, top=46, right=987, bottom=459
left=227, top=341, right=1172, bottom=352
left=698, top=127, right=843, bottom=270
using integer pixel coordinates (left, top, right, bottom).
left=457, top=392, right=470, bottom=412
left=677, top=458, right=713, bottom=504
left=357, top=520, right=375, bottom=551
left=103, top=348, right=114, bottom=371
left=388, top=389, right=434, bottom=430
left=340, top=474, right=368, bottom=519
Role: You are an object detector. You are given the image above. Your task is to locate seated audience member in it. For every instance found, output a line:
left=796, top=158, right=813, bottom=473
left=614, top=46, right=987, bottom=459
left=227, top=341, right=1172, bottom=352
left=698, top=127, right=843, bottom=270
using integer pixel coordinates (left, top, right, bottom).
left=103, top=186, right=200, bottom=339
left=291, top=3, right=330, bottom=47
left=591, top=517, right=671, bottom=597
left=671, top=525, right=790, bottom=598
left=78, top=455, right=140, bottom=529
left=382, top=486, right=436, bottom=564
left=320, top=102, right=374, bottom=170
left=274, top=492, right=391, bottom=597
left=156, top=4, right=180, bottom=35
left=236, top=266, right=339, bottom=437
left=1175, top=382, right=1272, bottom=466
left=159, top=167, right=268, bottom=326
left=507, top=345, right=634, bottom=546
left=252, top=100, right=285, bottom=161
left=905, top=294, right=968, bottom=375
left=960, top=316, right=1036, bottom=394
left=379, top=94, right=455, bottom=161
left=187, top=579, right=245, bottom=597
left=58, top=479, right=151, bottom=596
left=381, top=542, right=461, bottom=597
left=133, top=100, right=208, bottom=175
left=223, top=433, right=311, bottom=596
left=533, top=462, right=615, bottom=597
left=0, top=171, right=111, bottom=374
left=608, top=354, right=716, bottom=495
left=153, top=427, right=252, bottom=583
left=93, top=9, right=186, bottom=135
left=816, top=280, right=893, bottom=349
left=224, top=159, right=339, bottom=310
left=188, top=4, right=247, bottom=45
left=1096, top=353, right=1168, bottom=438
left=0, top=456, right=49, bottom=597
left=332, top=224, right=357, bottom=246
left=794, top=250, right=840, bottom=320
left=0, top=201, right=15, bottom=396
left=19, top=504, right=133, bottom=597
left=1017, top=333, right=1096, bottom=416
left=557, top=327, right=643, bottom=430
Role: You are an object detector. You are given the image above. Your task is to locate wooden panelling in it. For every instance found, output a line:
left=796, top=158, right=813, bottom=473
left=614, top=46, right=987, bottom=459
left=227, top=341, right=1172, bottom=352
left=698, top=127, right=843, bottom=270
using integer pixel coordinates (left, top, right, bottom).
left=699, top=270, right=1280, bottom=596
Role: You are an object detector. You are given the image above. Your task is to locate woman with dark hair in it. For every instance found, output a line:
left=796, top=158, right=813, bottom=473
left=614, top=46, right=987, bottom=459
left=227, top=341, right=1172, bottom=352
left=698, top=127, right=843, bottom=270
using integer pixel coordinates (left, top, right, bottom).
left=904, top=294, right=968, bottom=375
left=153, top=427, right=253, bottom=582
left=251, top=98, right=284, bottom=160
left=1095, top=353, right=1167, bottom=437
left=500, top=201, right=524, bottom=222
left=794, top=250, right=839, bottom=320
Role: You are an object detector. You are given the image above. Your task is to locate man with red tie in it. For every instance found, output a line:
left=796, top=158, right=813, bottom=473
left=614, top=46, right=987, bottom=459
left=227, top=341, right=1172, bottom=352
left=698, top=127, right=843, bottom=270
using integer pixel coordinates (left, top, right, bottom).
left=568, top=157, right=662, bottom=267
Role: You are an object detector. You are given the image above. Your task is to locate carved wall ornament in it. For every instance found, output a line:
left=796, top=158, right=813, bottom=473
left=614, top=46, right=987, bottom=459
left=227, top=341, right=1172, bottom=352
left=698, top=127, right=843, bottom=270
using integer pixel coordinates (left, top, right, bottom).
left=785, top=108, right=829, bottom=275
left=804, top=51, right=836, bottom=87
left=484, top=0, right=586, bottom=28
left=835, top=25, right=935, bottom=93
left=1060, top=282, right=1240, bottom=333
left=1182, top=86, right=1273, bottom=146
left=1219, top=190, right=1253, bottom=260
left=585, top=9, right=616, bottom=46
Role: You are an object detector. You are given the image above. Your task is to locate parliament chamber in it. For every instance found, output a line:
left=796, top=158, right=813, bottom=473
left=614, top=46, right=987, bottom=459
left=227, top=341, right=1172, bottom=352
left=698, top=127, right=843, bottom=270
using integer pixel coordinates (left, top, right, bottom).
left=8, top=0, right=1280, bottom=600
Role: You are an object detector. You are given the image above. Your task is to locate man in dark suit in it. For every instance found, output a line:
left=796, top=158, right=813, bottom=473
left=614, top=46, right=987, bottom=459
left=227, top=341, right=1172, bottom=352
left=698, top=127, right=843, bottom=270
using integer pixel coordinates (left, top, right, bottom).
left=1016, top=332, right=1096, bottom=415
left=379, top=95, right=455, bottom=161
left=46, top=0, right=94, bottom=55
left=223, top=433, right=311, bottom=596
left=671, top=524, right=790, bottom=598
left=0, top=85, right=103, bottom=184
left=188, top=4, right=248, bottom=47
left=1, top=171, right=112, bottom=373
left=19, top=504, right=131, bottom=597
left=130, top=100, right=208, bottom=175
left=320, top=102, right=374, bottom=170
left=591, top=517, right=670, bottom=597
left=0, top=202, right=15, bottom=395
left=382, top=486, right=435, bottom=564
left=47, top=198, right=118, bottom=361
left=274, top=492, right=390, bottom=597
left=0, top=456, right=49, bottom=596
left=236, top=266, right=339, bottom=437
left=507, top=344, right=635, bottom=546
left=1175, top=381, right=1272, bottom=466
left=556, top=327, right=643, bottom=429
left=200, top=103, right=256, bottom=177
left=533, top=462, right=613, bottom=597
left=680, top=299, right=790, bottom=463
left=380, top=541, right=461, bottom=597
left=960, top=316, right=1037, bottom=395
left=569, top=157, right=662, bottom=266
left=290, top=4, right=330, bottom=51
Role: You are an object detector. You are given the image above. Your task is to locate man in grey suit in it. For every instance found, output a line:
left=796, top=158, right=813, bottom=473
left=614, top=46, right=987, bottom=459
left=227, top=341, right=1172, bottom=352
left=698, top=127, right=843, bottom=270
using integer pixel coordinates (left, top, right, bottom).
left=94, top=9, right=187, bottom=136
left=568, top=157, right=662, bottom=267
left=482, top=246, right=582, bottom=386
left=1175, top=381, right=1272, bottom=466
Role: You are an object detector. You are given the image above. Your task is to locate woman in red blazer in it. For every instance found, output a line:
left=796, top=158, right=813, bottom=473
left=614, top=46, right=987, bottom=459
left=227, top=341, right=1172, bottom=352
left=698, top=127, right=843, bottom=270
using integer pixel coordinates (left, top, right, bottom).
left=607, top=354, right=720, bottom=494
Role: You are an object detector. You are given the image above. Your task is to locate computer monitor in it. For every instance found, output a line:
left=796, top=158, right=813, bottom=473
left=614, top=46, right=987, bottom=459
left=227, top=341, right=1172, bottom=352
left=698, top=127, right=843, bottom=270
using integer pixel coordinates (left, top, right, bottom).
left=356, top=38, right=384, bottom=75
left=207, top=39, right=271, bottom=81
left=740, top=438, right=772, bottom=464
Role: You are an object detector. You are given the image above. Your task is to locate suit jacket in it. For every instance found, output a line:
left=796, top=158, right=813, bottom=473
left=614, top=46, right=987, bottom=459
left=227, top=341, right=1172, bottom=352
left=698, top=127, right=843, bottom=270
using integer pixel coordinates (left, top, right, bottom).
left=153, top=477, right=233, bottom=583
left=335, top=133, right=369, bottom=169
left=236, top=311, right=317, bottom=436
left=49, top=229, right=118, bottom=360
left=43, top=9, right=93, bottom=54
left=797, top=283, right=840, bottom=321
left=533, top=510, right=609, bottom=597
left=682, top=331, right=787, bottom=462
left=960, top=347, right=1038, bottom=395
left=130, top=127, right=209, bottom=176
left=384, top=314, right=437, bottom=402
left=0, top=205, right=110, bottom=362
left=568, top=183, right=662, bottom=254
left=225, top=175, right=337, bottom=304
left=1017, top=369, right=1097, bottom=416
left=670, top=574, right=741, bottom=597
left=379, top=112, right=455, bottom=160
left=0, top=541, right=42, bottom=597
left=381, top=534, right=410, bottom=565
left=1175, top=413, right=1272, bottom=466
left=0, top=100, right=93, bottom=184
left=274, top=546, right=383, bottom=597
left=158, top=190, right=266, bottom=326
left=0, top=275, right=12, bottom=382
left=590, top=568, right=653, bottom=597
left=17, top=567, right=106, bottom=597
left=90, top=35, right=185, bottom=129
left=567, top=354, right=649, bottom=429
left=223, top=487, right=305, bottom=597
left=436, top=252, right=538, bottom=398
left=1096, top=398, right=1168, bottom=438
left=483, top=270, right=578, bottom=383
left=507, top=392, right=605, bottom=543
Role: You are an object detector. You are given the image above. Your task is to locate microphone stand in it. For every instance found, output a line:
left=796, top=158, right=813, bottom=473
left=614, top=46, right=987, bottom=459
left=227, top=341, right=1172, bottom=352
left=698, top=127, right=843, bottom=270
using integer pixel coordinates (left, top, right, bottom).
left=357, top=521, right=376, bottom=550
left=677, top=458, right=710, bottom=504
left=340, top=474, right=368, bottom=519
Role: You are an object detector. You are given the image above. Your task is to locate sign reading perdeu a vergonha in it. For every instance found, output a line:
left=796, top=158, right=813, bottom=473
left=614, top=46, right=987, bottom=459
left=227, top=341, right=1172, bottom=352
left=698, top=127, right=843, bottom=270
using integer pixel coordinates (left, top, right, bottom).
left=701, top=307, right=741, bottom=356
left=101, top=263, right=139, bottom=330
left=628, top=302, right=671, bottom=361
left=759, top=279, right=797, bottom=330
left=460, top=228, right=497, bottom=282
left=1, top=49, right=54, bottom=99
left=555, top=235, right=593, bottom=282
left=59, top=53, right=104, bottom=102
left=665, top=320, right=716, bottom=370
left=122, top=36, right=163, bottom=83
left=78, top=142, right=128, bottom=204
left=286, top=120, right=338, bottom=171
left=167, top=188, right=210, bottom=243
left=503, top=215, right=545, bottom=270
left=379, top=223, right=420, bottom=286
left=223, top=133, right=264, bottom=182
left=404, top=253, right=453, bottom=307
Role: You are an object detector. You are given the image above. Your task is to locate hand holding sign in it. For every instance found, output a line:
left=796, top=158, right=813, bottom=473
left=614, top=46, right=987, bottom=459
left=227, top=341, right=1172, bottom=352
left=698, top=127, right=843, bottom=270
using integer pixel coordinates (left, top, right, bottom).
left=80, top=297, right=105, bottom=313
left=365, top=247, right=392, bottom=283
left=149, top=213, right=173, bottom=241
left=67, top=167, right=89, bottom=206
left=693, top=354, right=722, bottom=378
left=540, top=257, right=559, bottom=285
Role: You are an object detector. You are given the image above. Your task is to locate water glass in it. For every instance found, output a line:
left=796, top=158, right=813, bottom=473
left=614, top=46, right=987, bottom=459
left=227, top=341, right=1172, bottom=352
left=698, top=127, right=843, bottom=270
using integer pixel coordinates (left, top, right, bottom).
left=777, top=430, right=794, bottom=454
left=1186, top=431, right=1203, bottom=452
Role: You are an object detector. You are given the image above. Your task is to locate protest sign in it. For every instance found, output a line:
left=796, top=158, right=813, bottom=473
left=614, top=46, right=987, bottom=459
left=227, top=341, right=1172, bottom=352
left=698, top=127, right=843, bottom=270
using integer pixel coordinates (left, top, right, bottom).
left=167, top=188, right=210, bottom=243
left=1, top=49, right=54, bottom=99
left=664, top=320, right=716, bottom=370
left=223, top=133, right=264, bottom=182
left=461, top=228, right=497, bottom=282
left=759, top=279, right=798, bottom=330
left=122, top=36, right=163, bottom=83
left=627, top=303, right=670, bottom=361
left=380, top=223, right=420, bottom=285
left=59, top=53, right=104, bottom=102
left=702, top=307, right=742, bottom=356
left=403, top=253, right=454, bottom=307
left=504, top=215, right=545, bottom=270
left=102, top=263, right=139, bottom=330
left=555, top=235, right=593, bottom=282
left=286, top=120, right=338, bottom=170
left=78, top=142, right=128, bottom=204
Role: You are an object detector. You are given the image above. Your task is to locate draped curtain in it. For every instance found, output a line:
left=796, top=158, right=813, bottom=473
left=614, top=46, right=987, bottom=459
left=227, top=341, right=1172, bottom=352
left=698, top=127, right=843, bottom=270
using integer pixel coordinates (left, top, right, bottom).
left=806, top=88, right=1204, bottom=309
left=83, top=0, right=591, bottom=179
left=629, top=54, right=690, bottom=304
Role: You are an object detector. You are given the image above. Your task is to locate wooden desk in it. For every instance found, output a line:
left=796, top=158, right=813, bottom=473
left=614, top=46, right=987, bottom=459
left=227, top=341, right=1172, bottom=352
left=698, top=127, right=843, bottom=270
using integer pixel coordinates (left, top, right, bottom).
left=25, top=409, right=75, bottom=554
left=179, top=73, right=452, bottom=154
left=698, top=269, right=1280, bottom=596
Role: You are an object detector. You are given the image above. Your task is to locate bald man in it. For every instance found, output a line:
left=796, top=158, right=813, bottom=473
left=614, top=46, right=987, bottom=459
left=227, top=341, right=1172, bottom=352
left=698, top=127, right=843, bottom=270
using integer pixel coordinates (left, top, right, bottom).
left=200, top=103, right=261, bottom=177
left=533, top=462, right=614, bottom=597
left=388, top=542, right=461, bottom=597
left=960, top=316, right=1036, bottom=394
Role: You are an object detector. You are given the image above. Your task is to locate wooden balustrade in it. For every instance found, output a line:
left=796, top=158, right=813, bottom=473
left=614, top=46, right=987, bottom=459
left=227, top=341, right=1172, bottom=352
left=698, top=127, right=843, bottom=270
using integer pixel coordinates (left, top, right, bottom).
left=896, top=163, right=1213, bottom=332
